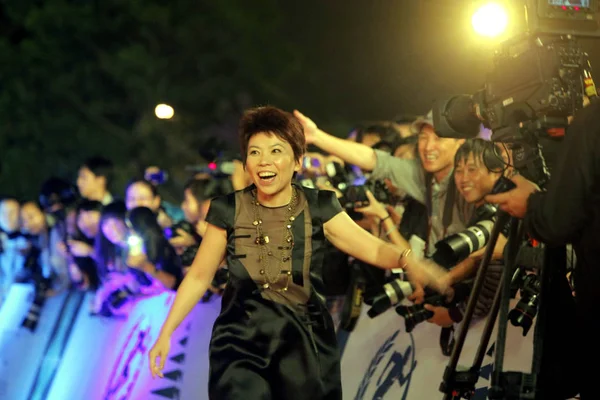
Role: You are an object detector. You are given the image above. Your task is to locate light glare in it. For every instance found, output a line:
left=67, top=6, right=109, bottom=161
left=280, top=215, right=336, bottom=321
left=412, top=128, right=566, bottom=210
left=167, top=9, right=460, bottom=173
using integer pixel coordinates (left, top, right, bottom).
left=472, top=2, right=509, bottom=38
left=155, top=104, right=174, bottom=119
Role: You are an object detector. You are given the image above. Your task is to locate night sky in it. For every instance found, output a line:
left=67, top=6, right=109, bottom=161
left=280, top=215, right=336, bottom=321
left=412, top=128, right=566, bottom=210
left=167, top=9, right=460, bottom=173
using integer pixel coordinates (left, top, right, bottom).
left=1, top=0, right=599, bottom=198
left=283, top=0, right=600, bottom=124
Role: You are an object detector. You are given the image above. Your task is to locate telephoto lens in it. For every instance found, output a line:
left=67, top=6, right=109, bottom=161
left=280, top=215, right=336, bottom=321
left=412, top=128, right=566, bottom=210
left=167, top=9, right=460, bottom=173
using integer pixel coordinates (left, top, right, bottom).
left=21, top=290, right=47, bottom=332
left=508, top=274, right=541, bottom=336
left=432, top=176, right=517, bottom=268
left=365, top=278, right=413, bottom=318
left=433, top=219, right=495, bottom=267
left=395, top=294, right=445, bottom=332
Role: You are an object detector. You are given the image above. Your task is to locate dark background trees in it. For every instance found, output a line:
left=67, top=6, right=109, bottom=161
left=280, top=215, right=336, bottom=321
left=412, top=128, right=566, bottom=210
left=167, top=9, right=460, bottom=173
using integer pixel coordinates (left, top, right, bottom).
left=1, top=0, right=598, bottom=201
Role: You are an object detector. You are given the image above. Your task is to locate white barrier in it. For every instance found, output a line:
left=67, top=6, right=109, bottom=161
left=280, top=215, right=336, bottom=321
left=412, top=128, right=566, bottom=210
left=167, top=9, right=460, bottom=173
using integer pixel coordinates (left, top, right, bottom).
left=1, top=284, right=542, bottom=400
left=0, top=284, right=71, bottom=400
left=340, top=300, right=534, bottom=400
left=45, top=291, right=221, bottom=400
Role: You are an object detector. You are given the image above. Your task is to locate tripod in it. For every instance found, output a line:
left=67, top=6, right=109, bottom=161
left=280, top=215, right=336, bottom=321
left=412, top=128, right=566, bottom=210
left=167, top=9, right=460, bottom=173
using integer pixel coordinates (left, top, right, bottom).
left=438, top=209, right=570, bottom=400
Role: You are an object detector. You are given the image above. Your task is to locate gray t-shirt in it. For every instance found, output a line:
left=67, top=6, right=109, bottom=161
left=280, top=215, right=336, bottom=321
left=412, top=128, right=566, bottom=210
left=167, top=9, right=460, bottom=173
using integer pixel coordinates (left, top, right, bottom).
left=370, top=149, right=473, bottom=256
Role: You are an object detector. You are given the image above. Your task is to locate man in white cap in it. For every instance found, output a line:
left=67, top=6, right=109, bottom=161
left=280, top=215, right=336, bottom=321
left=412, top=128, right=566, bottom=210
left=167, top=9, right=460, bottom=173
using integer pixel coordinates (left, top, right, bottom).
left=294, top=109, right=472, bottom=258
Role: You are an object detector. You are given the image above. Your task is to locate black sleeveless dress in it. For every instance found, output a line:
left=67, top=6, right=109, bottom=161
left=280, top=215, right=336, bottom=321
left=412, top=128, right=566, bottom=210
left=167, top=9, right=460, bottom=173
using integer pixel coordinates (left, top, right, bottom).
left=204, top=184, right=343, bottom=400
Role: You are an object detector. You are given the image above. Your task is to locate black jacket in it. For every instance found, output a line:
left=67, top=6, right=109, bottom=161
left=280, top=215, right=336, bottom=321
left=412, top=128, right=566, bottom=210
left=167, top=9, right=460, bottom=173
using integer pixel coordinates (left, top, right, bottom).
left=524, top=99, right=600, bottom=320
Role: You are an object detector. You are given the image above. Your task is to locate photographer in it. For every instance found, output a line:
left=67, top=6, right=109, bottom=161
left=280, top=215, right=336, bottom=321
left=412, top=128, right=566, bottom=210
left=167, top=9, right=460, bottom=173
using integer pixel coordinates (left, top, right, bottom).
left=295, top=110, right=473, bottom=258
left=425, top=139, right=508, bottom=327
left=486, top=98, right=599, bottom=399
left=20, top=201, right=70, bottom=296
left=76, top=156, right=114, bottom=205
left=0, top=198, right=29, bottom=304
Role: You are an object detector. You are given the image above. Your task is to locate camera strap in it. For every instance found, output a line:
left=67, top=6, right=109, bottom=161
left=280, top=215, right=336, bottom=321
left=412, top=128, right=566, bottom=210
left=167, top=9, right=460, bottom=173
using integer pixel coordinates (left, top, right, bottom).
left=339, top=259, right=367, bottom=332
left=439, top=325, right=456, bottom=356
left=424, top=173, right=456, bottom=254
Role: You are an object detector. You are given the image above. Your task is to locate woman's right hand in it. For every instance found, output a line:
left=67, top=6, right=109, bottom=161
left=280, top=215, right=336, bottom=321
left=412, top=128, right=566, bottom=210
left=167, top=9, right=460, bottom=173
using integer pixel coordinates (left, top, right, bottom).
left=403, top=255, right=450, bottom=295
left=148, top=333, right=171, bottom=378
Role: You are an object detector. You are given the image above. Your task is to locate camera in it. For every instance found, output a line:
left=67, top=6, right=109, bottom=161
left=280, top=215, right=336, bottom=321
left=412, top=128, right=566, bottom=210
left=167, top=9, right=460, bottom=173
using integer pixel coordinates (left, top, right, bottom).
left=433, top=34, right=595, bottom=139
left=297, top=159, right=354, bottom=192
left=364, top=278, right=414, bottom=318
left=432, top=177, right=516, bottom=268
left=164, top=220, right=202, bottom=267
left=508, top=270, right=541, bottom=336
left=341, top=179, right=394, bottom=210
left=19, top=246, right=51, bottom=332
left=106, top=286, right=135, bottom=310
left=432, top=217, right=496, bottom=269
left=395, top=294, right=446, bottom=333
left=186, top=161, right=236, bottom=177
left=145, top=169, right=169, bottom=185
left=39, top=177, right=79, bottom=216
left=395, top=283, right=471, bottom=333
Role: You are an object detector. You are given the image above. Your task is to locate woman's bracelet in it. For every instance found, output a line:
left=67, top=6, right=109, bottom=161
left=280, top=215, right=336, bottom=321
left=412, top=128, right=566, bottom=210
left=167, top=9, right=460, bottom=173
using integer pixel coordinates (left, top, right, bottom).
left=398, top=248, right=412, bottom=269
left=380, top=214, right=391, bottom=224
left=385, top=226, right=396, bottom=236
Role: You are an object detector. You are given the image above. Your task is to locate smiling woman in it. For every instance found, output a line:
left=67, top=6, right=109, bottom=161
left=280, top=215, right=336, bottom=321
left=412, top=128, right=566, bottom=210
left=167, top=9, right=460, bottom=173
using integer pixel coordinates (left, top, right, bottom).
left=239, top=106, right=305, bottom=207
left=149, top=106, right=449, bottom=400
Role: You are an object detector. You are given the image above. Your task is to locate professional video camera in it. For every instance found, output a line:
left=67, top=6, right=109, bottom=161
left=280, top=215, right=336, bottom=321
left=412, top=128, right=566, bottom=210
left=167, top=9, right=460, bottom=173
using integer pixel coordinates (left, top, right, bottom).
left=433, top=3, right=598, bottom=186
left=433, top=3, right=599, bottom=398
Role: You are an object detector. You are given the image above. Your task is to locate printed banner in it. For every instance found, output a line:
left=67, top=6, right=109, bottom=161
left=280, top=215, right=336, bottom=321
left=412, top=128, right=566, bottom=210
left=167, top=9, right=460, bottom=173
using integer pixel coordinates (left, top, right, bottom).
left=0, top=284, right=71, bottom=400
left=340, top=300, right=534, bottom=399
left=45, top=292, right=221, bottom=400
left=1, top=285, right=547, bottom=400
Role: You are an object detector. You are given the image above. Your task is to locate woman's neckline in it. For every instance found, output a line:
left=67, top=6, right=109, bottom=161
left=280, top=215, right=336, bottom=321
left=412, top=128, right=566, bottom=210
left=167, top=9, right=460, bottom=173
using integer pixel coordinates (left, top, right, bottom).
left=252, top=184, right=300, bottom=209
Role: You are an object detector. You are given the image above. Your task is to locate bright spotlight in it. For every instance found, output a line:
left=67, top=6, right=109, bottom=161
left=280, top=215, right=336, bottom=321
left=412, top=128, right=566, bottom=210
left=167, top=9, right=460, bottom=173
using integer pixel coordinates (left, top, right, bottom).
left=155, top=104, right=174, bottom=119
left=472, top=2, right=509, bottom=38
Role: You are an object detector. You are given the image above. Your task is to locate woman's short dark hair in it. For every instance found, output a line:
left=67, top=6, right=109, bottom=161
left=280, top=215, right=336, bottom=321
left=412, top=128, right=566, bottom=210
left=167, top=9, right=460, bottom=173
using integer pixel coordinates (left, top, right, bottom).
left=454, top=139, right=505, bottom=172
left=238, top=106, right=305, bottom=164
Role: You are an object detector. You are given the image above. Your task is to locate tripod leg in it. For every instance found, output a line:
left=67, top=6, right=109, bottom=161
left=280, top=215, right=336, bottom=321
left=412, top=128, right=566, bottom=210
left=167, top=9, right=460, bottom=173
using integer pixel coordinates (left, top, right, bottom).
left=472, top=269, right=504, bottom=369
left=440, top=212, right=511, bottom=399
left=491, top=219, right=522, bottom=391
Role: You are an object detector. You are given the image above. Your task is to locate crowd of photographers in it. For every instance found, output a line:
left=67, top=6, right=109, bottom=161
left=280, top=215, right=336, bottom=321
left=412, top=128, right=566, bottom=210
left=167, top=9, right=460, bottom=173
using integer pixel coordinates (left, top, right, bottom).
left=0, top=108, right=551, bottom=350
left=293, top=110, right=524, bottom=338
